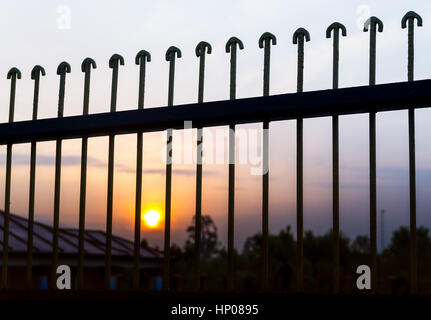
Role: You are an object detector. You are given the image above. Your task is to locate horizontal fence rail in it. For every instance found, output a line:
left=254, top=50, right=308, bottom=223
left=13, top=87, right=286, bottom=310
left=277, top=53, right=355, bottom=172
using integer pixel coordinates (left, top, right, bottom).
left=0, top=80, right=430, bottom=145
left=0, top=10, right=428, bottom=294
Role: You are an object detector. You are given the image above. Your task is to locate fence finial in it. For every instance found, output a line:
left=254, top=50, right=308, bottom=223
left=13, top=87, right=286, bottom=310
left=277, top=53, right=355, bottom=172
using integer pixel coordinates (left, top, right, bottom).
left=135, top=50, right=151, bottom=65
left=402, top=11, right=422, bottom=82
left=31, top=65, right=46, bottom=79
left=293, top=27, right=310, bottom=93
left=57, top=61, right=71, bottom=75
left=326, top=22, right=346, bottom=90
left=196, top=41, right=212, bottom=104
left=259, top=32, right=277, bottom=49
left=56, top=61, right=71, bottom=118
left=364, top=17, right=383, bottom=86
left=225, top=36, right=244, bottom=53
left=259, top=32, right=276, bottom=97
left=108, top=54, right=124, bottom=112
left=6, top=67, right=21, bottom=123
left=293, top=28, right=310, bottom=45
left=81, top=58, right=96, bottom=115
left=109, top=54, right=125, bottom=68
left=31, top=65, right=46, bottom=121
left=135, top=50, right=151, bottom=110
left=363, top=16, right=383, bottom=33
left=326, top=22, right=347, bottom=38
left=81, top=57, right=97, bottom=72
left=7, top=67, right=21, bottom=80
left=196, top=41, right=212, bottom=57
left=165, top=46, right=182, bottom=61
left=402, top=11, right=423, bottom=29
left=226, top=36, right=244, bottom=100
left=165, top=46, right=182, bottom=107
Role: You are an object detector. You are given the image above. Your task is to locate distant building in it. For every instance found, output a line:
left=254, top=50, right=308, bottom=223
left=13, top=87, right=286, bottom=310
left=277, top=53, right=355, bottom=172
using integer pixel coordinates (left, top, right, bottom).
left=0, top=211, right=163, bottom=290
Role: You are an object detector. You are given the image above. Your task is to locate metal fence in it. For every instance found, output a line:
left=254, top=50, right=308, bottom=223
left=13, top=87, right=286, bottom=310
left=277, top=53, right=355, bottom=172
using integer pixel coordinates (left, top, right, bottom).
left=0, top=11, right=429, bottom=293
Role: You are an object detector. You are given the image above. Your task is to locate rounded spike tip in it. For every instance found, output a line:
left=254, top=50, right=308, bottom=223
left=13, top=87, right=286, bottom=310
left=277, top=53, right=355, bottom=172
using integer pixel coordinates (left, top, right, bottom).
left=135, top=50, right=151, bottom=65
left=81, top=57, right=97, bottom=72
left=293, top=28, right=311, bottom=44
left=259, top=32, right=277, bottom=49
left=57, top=61, right=71, bottom=75
left=165, top=46, right=182, bottom=61
left=109, top=54, right=125, bottom=68
left=31, top=65, right=46, bottom=79
left=225, top=36, right=244, bottom=53
left=195, top=41, right=212, bottom=57
left=7, top=67, right=21, bottom=80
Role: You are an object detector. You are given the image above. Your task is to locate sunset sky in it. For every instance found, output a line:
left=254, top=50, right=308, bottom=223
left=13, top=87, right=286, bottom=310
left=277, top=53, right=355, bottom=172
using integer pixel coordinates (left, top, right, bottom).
left=0, top=0, right=431, bottom=251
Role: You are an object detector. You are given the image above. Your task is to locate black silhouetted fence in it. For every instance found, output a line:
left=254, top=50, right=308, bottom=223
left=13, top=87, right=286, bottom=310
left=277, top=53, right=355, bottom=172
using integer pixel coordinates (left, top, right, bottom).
left=0, top=11, right=428, bottom=294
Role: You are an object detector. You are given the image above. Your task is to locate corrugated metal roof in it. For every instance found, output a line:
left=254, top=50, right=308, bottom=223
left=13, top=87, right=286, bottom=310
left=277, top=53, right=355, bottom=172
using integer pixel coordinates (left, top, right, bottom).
left=0, top=211, right=162, bottom=259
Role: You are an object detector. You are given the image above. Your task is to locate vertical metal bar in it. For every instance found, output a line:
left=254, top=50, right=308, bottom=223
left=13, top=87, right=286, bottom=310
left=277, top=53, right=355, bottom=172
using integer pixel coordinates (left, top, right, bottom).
left=163, top=47, right=181, bottom=291
left=77, top=59, right=95, bottom=290
left=27, top=66, right=44, bottom=288
left=163, top=126, right=172, bottom=291
left=224, top=37, right=244, bottom=291
left=327, top=23, right=346, bottom=294
left=195, top=42, right=211, bottom=291
left=369, top=23, right=377, bottom=294
left=27, top=142, right=36, bottom=288
left=364, top=17, right=382, bottom=293
left=2, top=68, right=19, bottom=289
left=133, top=51, right=150, bottom=289
left=105, top=133, right=115, bottom=289
left=259, top=33, right=276, bottom=290
left=293, top=29, right=309, bottom=293
left=134, top=132, right=143, bottom=288
left=51, top=138, right=62, bottom=289
left=2, top=144, right=12, bottom=289
left=195, top=126, right=203, bottom=290
left=51, top=66, right=67, bottom=289
left=226, top=39, right=240, bottom=291
left=77, top=137, right=87, bottom=290
left=332, top=30, right=340, bottom=294
left=262, top=119, right=269, bottom=289
left=105, top=54, right=123, bottom=289
left=407, top=17, right=417, bottom=294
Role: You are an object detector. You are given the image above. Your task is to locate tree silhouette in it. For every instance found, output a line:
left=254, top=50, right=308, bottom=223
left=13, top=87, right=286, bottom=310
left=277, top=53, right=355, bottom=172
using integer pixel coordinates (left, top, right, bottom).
left=186, top=215, right=220, bottom=261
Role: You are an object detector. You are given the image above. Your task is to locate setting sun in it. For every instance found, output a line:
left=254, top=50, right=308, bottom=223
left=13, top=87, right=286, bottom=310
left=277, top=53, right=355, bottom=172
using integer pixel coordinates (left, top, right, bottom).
left=143, top=209, right=161, bottom=228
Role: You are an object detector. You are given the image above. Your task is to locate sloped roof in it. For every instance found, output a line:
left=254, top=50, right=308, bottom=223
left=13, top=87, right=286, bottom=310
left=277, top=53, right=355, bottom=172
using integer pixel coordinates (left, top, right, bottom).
left=0, top=211, right=162, bottom=259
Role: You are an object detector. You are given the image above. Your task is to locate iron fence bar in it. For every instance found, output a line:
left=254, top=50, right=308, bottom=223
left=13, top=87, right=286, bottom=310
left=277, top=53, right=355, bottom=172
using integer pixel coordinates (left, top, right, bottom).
left=293, top=27, right=310, bottom=293
left=327, top=22, right=346, bottom=294
left=77, top=58, right=96, bottom=289
left=195, top=41, right=211, bottom=291
left=51, top=62, right=70, bottom=289
left=402, top=11, right=422, bottom=295
left=133, top=50, right=150, bottom=289
left=2, top=144, right=12, bottom=289
left=105, top=54, right=124, bottom=289
left=163, top=46, right=181, bottom=291
left=364, top=16, right=383, bottom=293
left=226, top=36, right=244, bottom=291
left=259, top=32, right=276, bottom=291
left=1, top=68, right=20, bottom=289
left=27, top=65, right=45, bottom=288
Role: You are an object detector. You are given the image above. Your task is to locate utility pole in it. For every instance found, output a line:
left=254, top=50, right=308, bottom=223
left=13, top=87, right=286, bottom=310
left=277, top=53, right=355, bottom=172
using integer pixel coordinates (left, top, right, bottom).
left=381, top=209, right=385, bottom=252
